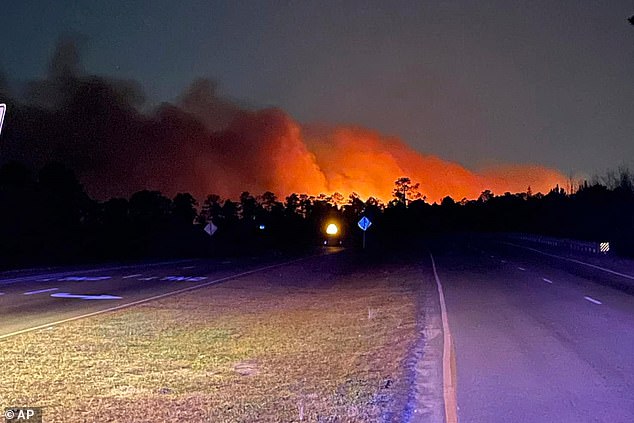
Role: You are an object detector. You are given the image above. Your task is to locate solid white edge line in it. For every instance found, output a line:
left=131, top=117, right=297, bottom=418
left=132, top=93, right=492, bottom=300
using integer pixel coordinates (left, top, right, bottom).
left=0, top=256, right=314, bottom=342
left=503, top=242, right=634, bottom=281
left=584, top=296, right=602, bottom=305
left=429, top=252, right=458, bottom=423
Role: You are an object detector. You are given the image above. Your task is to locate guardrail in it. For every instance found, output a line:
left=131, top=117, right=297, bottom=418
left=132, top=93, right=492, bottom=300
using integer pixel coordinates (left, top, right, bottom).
left=505, top=233, right=610, bottom=255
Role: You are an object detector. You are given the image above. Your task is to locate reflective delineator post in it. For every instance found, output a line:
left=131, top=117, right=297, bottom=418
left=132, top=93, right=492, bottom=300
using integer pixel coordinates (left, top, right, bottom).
left=0, top=104, right=6, bottom=135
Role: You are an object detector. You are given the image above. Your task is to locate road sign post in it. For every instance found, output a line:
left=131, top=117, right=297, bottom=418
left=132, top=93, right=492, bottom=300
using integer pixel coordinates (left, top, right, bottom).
left=357, top=216, right=372, bottom=249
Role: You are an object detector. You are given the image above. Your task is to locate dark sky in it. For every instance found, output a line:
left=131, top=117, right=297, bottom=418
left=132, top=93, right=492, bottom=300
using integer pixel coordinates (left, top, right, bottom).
left=1, top=1, right=633, bottom=178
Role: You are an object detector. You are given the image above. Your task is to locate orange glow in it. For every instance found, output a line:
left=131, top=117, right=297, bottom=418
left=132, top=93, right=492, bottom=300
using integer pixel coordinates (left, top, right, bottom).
left=191, top=109, right=565, bottom=202
left=304, top=124, right=566, bottom=203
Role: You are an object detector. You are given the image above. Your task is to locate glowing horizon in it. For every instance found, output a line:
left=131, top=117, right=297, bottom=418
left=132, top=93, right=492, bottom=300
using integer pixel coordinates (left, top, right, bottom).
left=188, top=109, right=566, bottom=204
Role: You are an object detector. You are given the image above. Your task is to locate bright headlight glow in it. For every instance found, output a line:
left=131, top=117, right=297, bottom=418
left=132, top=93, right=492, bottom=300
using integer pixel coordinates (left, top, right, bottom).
left=326, top=223, right=339, bottom=235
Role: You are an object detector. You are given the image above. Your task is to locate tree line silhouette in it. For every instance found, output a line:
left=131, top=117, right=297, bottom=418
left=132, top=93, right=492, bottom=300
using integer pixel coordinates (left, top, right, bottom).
left=2, top=162, right=634, bottom=269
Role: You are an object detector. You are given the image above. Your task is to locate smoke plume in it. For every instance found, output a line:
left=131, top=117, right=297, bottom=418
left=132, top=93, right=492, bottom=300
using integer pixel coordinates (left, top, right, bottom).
left=0, top=38, right=565, bottom=202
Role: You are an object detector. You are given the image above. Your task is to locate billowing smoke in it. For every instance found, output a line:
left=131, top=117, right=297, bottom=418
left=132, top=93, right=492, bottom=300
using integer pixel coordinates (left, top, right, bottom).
left=0, top=38, right=565, bottom=202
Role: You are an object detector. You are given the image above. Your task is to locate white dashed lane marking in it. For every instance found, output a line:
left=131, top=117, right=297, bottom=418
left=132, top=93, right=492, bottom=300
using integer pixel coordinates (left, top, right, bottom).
left=123, top=274, right=142, bottom=279
left=504, top=242, right=634, bottom=281
left=517, top=267, right=526, bottom=271
left=162, top=276, right=208, bottom=282
left=542, top=278, right=553, bottom=284
left=23, top=288, right=59, bottom=295
left=0, top=256, right=312, bottom=341
left=58, top=276, right=111, bottom=281
left=584, top=296, right=602, bottom=305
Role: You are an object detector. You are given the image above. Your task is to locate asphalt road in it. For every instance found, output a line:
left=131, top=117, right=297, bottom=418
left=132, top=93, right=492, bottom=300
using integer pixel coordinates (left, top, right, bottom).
left=0, top=253, right=321, bottom=339
left=433, top=237, right=634, bottom=423
left=3, top=239, right=634, bottom=423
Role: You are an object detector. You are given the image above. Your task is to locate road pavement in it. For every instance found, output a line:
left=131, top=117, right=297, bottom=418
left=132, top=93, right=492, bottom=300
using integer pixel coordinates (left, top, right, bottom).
left=3, top=238, right=634, bottom=423
left=0, top=253, right=318, bottom=339
left=432, top=237, right=634, bottom=423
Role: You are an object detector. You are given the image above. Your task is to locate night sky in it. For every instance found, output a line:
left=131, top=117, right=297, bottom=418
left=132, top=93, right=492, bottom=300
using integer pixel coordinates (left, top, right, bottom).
left=1, top=1, right=633, bottom=182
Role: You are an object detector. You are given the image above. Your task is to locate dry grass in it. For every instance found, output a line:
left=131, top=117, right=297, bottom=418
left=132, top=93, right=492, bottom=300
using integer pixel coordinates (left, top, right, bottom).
left=1, top=256, right=422, bottom=422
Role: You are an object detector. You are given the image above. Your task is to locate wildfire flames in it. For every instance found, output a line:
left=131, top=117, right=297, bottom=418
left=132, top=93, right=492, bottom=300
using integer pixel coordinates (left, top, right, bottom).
left=305, top=123, right=565, bottom=202
left=190, top=108, right=565, bottom=203
left=0, top=40, right=566, bottom=203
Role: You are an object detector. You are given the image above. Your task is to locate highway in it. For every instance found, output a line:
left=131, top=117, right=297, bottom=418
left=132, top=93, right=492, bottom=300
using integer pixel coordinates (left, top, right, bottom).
left=0, top=254, right=315, bottom=339
left=433, top=238, right=634, bottom=423
left=2, top=239, right=634, bottom=423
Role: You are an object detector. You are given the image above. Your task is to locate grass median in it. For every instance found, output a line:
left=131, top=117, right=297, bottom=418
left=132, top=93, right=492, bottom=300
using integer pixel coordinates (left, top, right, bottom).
left=1, top=253, right=423, bottom=422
